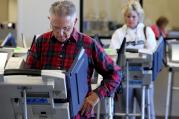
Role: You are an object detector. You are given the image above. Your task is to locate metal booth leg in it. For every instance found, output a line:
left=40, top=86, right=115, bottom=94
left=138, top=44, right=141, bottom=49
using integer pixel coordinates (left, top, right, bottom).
left=103, top=97, right=114, bottom=119
left=147, top=87, right=151, bottom=119
left=165, top=68, right=173, bottom=119
left=141, top=86, right=146, bottom=119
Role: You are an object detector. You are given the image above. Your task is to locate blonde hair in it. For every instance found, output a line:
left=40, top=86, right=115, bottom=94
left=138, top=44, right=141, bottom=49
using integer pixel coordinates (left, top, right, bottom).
left=123, top=0, right=144, bottom=23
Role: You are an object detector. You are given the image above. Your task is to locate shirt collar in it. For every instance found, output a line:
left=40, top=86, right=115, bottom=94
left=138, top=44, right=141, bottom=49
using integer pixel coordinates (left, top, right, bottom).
left=70, top=28, right=80, bottom=42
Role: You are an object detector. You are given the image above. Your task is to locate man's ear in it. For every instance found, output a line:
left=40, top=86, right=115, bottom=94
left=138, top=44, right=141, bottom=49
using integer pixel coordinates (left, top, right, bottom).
left=48, top=16, right=52, bottom=30
left=48, top=16, right=50, bottom=20
left=74, top=17, right=78, bottom=25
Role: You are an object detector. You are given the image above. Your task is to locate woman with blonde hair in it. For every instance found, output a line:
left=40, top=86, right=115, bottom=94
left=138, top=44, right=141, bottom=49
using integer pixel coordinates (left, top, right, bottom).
left=110, top=0, right=156, bottom=52
left=110, top=0, right=157, bottom=119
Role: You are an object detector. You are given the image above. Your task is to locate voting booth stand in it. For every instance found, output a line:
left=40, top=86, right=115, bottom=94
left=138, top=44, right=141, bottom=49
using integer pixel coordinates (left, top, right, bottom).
left=114, top=37, right=165, bottom=119
left=115, top=48, right=153, bottom=119
left=0, top=48, right=89, bottom=119
left=165, top=40, right=179, bottom=119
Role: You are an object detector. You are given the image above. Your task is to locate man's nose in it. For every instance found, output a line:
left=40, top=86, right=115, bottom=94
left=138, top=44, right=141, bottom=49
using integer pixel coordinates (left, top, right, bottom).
left=57, top=29, right=64, bottom=36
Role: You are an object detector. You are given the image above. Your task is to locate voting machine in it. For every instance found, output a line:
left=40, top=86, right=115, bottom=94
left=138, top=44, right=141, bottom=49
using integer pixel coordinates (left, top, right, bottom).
left=0, top=48, right=89, bottom=119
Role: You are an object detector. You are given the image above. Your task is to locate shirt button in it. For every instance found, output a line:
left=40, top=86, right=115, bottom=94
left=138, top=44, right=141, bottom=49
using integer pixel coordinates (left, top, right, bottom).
left=59, top=54, right=63, bottom=58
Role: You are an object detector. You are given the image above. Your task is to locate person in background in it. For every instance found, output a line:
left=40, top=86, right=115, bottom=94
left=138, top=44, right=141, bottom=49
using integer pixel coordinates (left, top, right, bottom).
left=110, top=0, right=157, bottom=119
left=151, top=16, right=169, bottom=39
left=26, top=1, right=121, bottom=119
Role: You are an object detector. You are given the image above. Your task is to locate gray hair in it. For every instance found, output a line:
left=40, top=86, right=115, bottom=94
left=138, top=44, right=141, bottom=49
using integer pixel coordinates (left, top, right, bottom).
left=123, top=0, right=144, bottom=23
left=49, top=1, right=76, bottom=20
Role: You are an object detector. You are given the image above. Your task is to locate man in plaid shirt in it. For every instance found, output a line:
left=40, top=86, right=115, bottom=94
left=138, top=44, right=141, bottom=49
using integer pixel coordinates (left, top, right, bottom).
left=26, top=1, right=121, bottom=118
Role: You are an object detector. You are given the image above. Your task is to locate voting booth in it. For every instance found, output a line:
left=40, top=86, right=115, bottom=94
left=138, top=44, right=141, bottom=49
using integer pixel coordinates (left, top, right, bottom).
left=0, top=48, right=89, bottom=119
left=113, top=37, right=165, bottom=119
left=165, top=40, right=179, bottom=119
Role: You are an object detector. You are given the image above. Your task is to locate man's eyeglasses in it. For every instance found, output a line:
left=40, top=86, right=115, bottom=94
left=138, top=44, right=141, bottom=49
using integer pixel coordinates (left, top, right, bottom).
left=51, top=25, right=72, bottom=34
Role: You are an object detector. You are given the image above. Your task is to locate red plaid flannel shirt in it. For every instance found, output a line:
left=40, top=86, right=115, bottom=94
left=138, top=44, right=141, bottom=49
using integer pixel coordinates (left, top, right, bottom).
left=26, top=28, right=121, bottom=118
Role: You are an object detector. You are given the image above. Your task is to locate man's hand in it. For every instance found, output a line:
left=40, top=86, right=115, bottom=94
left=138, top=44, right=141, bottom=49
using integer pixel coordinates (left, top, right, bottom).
left=80, top=92, right=100, bottom=116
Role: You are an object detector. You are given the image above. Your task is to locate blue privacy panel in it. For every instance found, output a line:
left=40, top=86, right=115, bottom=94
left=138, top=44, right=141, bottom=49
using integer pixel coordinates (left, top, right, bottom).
left=152, top=36, right=164, bottom=81
left=66, top=48, right=89, bottom=117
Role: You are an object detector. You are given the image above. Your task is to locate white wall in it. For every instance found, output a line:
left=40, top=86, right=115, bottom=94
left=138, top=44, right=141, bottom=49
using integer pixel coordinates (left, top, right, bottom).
left=17, top=0, right=80, bottom=47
